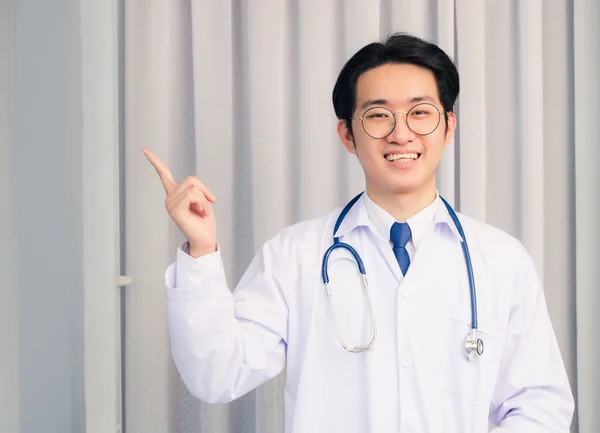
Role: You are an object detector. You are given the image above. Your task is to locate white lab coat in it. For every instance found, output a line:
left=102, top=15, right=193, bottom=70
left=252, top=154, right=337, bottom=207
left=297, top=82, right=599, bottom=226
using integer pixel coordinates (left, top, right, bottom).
left=165, top=195, right=574, bottom=433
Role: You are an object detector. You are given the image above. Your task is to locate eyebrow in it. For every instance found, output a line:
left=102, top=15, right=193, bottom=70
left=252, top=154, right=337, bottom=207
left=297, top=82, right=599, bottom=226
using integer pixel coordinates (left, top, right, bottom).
left=359, top=96, right=436, bottom=110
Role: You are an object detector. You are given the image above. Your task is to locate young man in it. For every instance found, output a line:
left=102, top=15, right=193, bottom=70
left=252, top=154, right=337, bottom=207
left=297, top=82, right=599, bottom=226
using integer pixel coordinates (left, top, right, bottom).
left=144, top=33, right=573, bottom=432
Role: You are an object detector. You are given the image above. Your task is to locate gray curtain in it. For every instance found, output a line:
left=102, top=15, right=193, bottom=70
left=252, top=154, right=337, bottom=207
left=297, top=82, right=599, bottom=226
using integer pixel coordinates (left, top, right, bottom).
left=125, top=0, right=596, bottom=432
left=6, top=1, right=595, bottom=432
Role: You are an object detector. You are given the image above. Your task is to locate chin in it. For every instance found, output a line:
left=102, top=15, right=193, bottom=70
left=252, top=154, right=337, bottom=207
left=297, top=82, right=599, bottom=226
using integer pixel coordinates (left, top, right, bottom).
left=366, top=167, right=435, bottom=197
left=378, top=177, right=433, bottom=197
left=390, top=185, right=423, bottom=195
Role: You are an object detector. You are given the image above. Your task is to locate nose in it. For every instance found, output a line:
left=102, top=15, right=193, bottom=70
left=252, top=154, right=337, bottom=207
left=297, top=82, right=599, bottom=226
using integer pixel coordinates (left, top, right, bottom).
left=386, top=113, right=415, bottom=144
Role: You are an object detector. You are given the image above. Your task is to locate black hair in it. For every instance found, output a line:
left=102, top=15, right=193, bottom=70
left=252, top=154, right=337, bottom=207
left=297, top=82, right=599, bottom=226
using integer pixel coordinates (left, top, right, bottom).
left=332, top=33, right=459, bottom=136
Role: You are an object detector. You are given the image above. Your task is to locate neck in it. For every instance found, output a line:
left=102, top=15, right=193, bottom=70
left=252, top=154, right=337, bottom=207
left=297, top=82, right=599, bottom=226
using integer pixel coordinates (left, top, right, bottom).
left=366, top=184, right=437, bottom=222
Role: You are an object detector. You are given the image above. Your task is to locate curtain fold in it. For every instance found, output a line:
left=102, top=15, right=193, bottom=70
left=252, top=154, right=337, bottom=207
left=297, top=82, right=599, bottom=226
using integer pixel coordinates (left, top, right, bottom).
left=573, top=2, right=600, bottom=432
left=124, top=1, right=597, bottom=432
left=0, top=2, right=18, bottom=432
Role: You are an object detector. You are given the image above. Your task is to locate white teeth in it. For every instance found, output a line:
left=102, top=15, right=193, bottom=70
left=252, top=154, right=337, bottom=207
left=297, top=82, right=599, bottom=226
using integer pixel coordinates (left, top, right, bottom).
left=386, top=153, right=419, bottom=161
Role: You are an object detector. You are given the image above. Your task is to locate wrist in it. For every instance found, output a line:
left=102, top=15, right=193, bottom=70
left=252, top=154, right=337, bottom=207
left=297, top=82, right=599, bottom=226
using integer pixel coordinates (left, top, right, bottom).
left=188, top=242, right=217, bottom=258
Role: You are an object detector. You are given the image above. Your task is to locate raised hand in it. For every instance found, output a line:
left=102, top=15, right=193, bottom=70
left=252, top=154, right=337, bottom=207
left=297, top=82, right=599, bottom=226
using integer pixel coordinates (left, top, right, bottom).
left=142, top=148, right=217, bottom=258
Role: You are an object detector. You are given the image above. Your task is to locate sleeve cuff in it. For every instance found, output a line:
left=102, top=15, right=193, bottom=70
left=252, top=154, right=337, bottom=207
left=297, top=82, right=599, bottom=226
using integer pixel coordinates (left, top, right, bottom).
left=168, top=242, right=224, bottom=290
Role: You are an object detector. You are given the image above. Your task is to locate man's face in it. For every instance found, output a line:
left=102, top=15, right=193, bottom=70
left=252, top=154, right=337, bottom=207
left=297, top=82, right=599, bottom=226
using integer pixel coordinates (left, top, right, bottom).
left=337, top=63, right=456, bottom=200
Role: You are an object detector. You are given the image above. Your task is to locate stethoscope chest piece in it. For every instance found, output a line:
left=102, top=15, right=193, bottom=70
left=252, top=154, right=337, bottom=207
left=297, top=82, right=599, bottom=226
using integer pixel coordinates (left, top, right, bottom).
left=465, top=333, right=484, bottom=361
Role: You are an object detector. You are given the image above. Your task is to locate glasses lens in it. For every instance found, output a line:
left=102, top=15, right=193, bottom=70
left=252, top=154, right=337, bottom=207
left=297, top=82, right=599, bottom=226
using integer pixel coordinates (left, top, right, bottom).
left=407, top=103, right=441, bottom=135
left=361, top=107, right=395, bottom=139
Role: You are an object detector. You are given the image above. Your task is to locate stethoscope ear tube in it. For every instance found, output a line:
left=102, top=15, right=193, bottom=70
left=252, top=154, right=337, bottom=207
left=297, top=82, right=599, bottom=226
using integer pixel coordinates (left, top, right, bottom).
left=325, top=273, right=378, bottom=353
left=322, top=193, right=377, bottom=353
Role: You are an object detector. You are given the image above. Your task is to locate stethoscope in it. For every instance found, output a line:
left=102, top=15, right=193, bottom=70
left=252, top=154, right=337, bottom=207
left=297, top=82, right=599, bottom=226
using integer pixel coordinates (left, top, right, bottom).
left=321, top=192, right=484, bottom=361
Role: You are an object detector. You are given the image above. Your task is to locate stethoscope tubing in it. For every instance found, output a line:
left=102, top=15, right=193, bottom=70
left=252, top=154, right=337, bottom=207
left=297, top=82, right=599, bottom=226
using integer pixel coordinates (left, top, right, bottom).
left=321, top=192, right=481, bottom=358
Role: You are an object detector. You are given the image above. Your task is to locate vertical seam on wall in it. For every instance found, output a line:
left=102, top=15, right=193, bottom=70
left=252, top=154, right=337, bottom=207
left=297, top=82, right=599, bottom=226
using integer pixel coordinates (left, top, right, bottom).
left=453, top=0, right=460, bottom=211
left=567, top=0, right=579, bottom=428
left=117, top=0, right=127, bottom=429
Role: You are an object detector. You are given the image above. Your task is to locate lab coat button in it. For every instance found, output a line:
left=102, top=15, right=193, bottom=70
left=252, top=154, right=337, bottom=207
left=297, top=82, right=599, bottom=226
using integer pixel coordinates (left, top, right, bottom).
left=399, top=285, right=409, bottom=297
left=400, top=357, right=412, bottom=367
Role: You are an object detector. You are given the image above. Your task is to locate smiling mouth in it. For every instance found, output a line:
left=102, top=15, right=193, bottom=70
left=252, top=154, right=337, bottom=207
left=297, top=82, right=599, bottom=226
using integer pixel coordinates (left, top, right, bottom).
left=385, top=153, right=421, bottom=162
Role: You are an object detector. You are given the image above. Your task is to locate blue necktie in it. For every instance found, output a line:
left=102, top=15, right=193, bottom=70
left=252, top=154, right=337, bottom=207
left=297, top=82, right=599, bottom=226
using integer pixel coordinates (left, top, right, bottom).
left=390, top=222, right=412, bottom=276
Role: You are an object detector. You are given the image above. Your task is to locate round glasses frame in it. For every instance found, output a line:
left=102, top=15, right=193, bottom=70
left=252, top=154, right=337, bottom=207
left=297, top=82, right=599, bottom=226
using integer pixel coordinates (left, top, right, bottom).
left=351, top=103, right=447, bottom=138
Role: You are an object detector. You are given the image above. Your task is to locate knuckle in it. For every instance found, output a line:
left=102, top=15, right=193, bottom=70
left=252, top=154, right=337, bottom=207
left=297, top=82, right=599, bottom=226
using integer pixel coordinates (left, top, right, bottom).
left=184, top=190, right=199, bottom=203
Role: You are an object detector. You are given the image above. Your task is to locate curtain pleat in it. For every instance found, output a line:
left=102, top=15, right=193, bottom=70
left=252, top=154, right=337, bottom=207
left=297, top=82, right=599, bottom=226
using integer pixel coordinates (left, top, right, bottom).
left=124, top=2, right=596, bottom=431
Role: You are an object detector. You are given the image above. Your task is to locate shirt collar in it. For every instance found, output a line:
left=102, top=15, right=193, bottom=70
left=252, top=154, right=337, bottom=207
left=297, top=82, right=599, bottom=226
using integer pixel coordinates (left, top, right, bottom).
left=362, top=191, right=464, bottom=245
left=332, top=191, right=463, bottom=243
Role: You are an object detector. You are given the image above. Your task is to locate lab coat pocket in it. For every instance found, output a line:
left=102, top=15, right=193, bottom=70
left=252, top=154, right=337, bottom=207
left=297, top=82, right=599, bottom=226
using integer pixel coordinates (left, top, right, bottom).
left=442, top=301, right=505, bottom=405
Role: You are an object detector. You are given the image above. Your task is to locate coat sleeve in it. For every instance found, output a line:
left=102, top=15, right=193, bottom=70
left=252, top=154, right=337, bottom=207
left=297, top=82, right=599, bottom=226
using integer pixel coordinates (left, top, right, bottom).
left=165, top=237, right=288, bottom=404
left=489, top=247, right=574, bottom=432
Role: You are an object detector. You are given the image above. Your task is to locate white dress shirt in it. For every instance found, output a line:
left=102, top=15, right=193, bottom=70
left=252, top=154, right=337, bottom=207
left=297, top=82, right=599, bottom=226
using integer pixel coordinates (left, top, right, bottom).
left=165, top=194, right=574, bottom=433
left=363, top=191, right=439, bottom=262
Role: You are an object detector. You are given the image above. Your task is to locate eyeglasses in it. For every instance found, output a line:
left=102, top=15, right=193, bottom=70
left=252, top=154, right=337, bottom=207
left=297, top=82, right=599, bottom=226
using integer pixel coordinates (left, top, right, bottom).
left=351, top=103, right=446, bottom=138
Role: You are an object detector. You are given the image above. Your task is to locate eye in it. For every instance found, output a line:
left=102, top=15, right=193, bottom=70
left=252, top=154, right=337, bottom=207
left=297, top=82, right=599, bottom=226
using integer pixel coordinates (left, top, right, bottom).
left=364, top=107, right=393, bottom=120
left=409, top=103, right=437, bottom=117
left=367, top=112, right=390, bottom=119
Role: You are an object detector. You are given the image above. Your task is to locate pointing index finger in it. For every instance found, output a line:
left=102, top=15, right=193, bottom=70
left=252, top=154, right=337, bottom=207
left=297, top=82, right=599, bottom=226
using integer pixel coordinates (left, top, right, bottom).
left=142, top=148, right=177, bottom=195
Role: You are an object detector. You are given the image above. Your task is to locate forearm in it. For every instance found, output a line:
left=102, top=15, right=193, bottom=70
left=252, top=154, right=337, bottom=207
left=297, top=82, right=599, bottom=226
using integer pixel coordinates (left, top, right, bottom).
left=489, top=385, right=574, bottom=432
left=164, top=243, right=287, bottom=403
left=167, top=270, right=284, bottom=403
left=489, top=287, right=574, bottom=431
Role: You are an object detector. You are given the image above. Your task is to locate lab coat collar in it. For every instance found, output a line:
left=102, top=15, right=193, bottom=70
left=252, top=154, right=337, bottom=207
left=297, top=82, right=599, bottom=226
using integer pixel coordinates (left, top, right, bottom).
left=432, top=196, right=464, bottom=242
left=333, top=192, right=464, bottom=243
left=332, top=193, right=376, bottom=240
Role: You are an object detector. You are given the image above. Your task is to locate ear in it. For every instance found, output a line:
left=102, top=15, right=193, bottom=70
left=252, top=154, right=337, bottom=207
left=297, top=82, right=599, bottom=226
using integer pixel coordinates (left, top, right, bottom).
left=337, top=119, right=356, bottom=154
left=443, top=111, right=457, bottom=147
